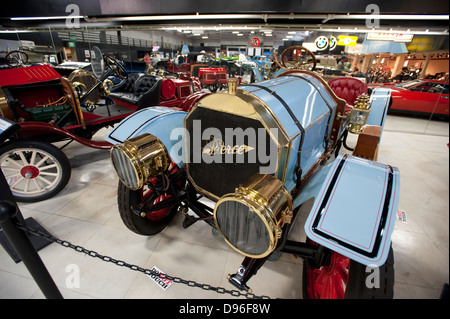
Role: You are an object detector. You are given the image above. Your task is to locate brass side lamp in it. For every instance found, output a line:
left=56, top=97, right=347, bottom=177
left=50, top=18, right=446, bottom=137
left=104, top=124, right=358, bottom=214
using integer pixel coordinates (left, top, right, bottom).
left=227, top=78, right=238, bottom=94
left=348, top=94, right=371, bottom=134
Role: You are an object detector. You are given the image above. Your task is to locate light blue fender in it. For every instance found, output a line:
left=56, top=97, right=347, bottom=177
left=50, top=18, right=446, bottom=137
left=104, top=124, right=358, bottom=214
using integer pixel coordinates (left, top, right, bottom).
left=106, top=107, right=187, bottom=167
left=300, top=154, right=400, bottom=266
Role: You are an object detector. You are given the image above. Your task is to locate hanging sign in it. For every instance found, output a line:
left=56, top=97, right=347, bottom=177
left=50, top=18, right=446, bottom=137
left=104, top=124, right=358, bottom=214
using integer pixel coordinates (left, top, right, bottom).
left=367, top=32, right=413, bottom=42
left=315, top=36, right=329, bottom=50
left=329, top=36, right=337, bottom=50
left=313, top=36, right=338, bottom=51
left=250, top=38, right=261, bottom=47
left=337, top=35, right=358, bottom=46
left=181, top=44, right=190, bottom=54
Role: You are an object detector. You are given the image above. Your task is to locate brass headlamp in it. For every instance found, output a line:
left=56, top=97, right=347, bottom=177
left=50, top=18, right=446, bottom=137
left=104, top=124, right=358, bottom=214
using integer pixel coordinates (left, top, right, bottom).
left=214, top=174, right=293, bottom=258
left=110, top=133, right=169, bottom=190
left=348, top=94, right=371, bottom=134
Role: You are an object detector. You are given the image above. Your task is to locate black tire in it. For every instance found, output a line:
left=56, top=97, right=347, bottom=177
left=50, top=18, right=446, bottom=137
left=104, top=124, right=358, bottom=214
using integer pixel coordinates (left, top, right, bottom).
left=303, top=241, right=395, bottom=299
left=345, top=246, right=395, bottom=299
left=0, top=139, right=71, bottom=202
left=117, top=180, right=178, bottom=236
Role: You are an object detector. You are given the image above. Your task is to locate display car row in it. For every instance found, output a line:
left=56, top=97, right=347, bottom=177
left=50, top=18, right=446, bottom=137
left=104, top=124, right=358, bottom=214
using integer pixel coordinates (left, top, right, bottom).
left=0, top=47, right=209, bottom=202
left=0, top=44, right=427, bottom=298
left=165, top=50, right=449, bottom=119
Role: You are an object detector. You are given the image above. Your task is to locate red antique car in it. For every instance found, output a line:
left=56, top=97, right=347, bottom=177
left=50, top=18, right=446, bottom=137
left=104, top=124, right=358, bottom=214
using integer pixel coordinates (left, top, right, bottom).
left=370, top=79, right=449, bottom=117
left=190, top=66, right=228, bottom=92
left=0, top=51, right=206, bottom=203
left=166, top=52, right=212, bottom=74
left=167, top=52, right=230, bottom=92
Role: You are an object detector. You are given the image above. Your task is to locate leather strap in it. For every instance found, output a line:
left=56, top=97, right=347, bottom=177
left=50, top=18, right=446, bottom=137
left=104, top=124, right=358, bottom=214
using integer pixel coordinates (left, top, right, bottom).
left=244, top=84, right=305, bottom=187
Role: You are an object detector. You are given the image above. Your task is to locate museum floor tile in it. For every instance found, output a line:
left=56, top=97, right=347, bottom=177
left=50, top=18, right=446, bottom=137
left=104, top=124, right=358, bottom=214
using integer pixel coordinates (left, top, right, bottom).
left=0, top=114, right=448, bottom=299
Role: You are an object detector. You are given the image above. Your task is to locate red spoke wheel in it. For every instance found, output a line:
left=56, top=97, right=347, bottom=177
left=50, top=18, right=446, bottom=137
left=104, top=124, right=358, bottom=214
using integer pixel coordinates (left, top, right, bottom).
left=118, top=163, right=185, bottom=236
left=0, top=139, right=71, bottom=202
left=303, top=239, right=395, bottom=299
left=304, top=247, right=350, bottom=299
left=139, top=175, right=172, bottom=222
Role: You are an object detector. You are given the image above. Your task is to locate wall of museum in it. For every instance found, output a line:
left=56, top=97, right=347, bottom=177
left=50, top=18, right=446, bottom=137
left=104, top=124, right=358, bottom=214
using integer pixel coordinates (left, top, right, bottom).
left=423, top=59, right=449, bottom=75
left=1, top=28, right=448, bottom=78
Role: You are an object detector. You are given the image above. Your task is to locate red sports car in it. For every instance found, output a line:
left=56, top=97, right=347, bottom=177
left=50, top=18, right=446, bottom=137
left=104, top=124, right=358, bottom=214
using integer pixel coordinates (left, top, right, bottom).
left=371, top=79, right=449, bottom=117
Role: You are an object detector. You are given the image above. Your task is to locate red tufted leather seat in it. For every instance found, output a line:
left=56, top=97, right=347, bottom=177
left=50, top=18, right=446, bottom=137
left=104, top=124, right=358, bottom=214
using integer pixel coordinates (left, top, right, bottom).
left=328, top=77, right=368, bottom=115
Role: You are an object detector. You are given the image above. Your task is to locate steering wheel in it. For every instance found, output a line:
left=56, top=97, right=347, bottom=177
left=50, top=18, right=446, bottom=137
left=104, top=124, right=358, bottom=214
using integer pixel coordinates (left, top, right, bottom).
left=280, top=46, right=316, bottom=71
left=102, top=54, right=128, bottom=90
left=6, top=50, right=29, bottom=67
left=103, top=54, right=127, bottom=80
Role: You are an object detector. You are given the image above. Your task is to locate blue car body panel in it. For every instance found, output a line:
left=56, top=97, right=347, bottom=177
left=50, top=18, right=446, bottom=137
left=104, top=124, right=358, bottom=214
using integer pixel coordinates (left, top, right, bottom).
left=239, top=74, right=337, bottom=191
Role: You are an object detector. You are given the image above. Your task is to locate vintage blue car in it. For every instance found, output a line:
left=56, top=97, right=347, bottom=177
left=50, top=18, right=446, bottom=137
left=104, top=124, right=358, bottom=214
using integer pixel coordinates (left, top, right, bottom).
left=105, top=48, right=399, bottom=299
left=250, top=55, right=272, bottom=68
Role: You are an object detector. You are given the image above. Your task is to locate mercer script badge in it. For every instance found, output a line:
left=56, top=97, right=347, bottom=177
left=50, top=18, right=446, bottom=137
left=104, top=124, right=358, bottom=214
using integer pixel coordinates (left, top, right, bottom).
left=202, top=138, right=255, bottom=156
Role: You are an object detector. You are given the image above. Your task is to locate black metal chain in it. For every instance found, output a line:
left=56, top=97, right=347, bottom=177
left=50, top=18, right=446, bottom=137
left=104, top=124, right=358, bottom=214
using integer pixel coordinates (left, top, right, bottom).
left=16, top=222, right=271, bottom=299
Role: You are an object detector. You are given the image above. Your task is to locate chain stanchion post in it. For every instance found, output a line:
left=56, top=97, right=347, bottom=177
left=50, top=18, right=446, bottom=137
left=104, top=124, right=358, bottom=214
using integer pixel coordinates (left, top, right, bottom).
left=0, top=201, right=63, bottom=299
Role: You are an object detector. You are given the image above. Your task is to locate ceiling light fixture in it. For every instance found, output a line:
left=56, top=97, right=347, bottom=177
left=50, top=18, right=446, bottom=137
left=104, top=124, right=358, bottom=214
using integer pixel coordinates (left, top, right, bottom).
left=154, top=24, right=448, bottom=35
left=0, top=29, right=32, bottom=33
left=18, top=13, right=444, bottom=22
left=11, top=15, right=83, bottom=20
